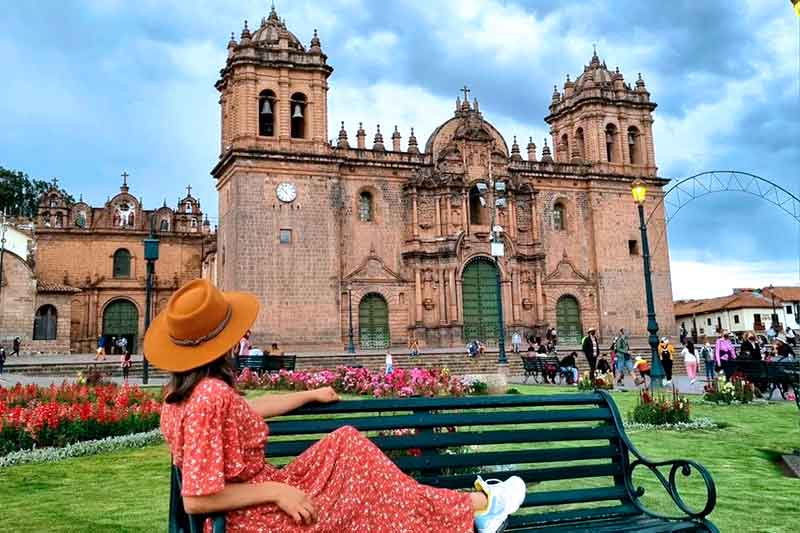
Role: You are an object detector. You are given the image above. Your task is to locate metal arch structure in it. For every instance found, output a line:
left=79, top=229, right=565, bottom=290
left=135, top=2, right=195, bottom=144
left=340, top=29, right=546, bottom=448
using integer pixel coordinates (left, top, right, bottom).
left=645, top=171, right=800, bottom=254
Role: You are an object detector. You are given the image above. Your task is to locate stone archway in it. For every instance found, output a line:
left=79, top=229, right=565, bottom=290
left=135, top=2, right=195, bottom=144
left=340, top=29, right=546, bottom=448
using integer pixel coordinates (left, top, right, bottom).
left=103, top=299, right=139, bottom=353
left=461, top=257, right=500, bottom=343
left=556, top=295, right=582, bottom=344
left=358, top=293, right=390, bottom=350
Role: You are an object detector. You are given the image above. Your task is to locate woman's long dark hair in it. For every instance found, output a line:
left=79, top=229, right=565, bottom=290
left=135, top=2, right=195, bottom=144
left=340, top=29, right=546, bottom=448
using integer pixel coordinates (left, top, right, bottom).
left=164, top=353, right=240, bottom=404
left=685, top=339, right=695, bottom=355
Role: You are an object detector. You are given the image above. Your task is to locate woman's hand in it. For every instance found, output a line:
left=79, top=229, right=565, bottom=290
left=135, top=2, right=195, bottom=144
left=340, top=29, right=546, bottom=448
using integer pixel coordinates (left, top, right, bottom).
left=310, top=386, right=340, bottom=404
left=274, top=484, right=318, bottom=525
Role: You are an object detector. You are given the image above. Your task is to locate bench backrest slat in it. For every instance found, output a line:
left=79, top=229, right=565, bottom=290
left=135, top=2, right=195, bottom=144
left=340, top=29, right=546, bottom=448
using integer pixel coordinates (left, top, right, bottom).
left=262, top=392, right=635, bottom=527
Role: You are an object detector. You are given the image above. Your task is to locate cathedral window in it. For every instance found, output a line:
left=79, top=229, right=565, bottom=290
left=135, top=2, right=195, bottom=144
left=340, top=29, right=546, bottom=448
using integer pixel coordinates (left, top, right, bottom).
left=605, top=124, right=617, bottom=162
left=575, top=128, right=585, bottom=159
left=627, top=126, right=640, bottom=164
left=191, top=218, right=198, bottom=228
left=258, top=90, right=276, bottom=137
left=468, top=185, right=488, bottom=225
left=560, top=133, right=569, bottom=161
left=113, top=248, right=131, bottom=278
left=33, top=305, right=58, bottom=340
left=553, top=202, right=566, bottom=231
left=358, top=191, right=373, bottom=222
left=160, top=219, right=169, bottom=232
left=279, top=229, right=292, bottom=244
left=290, top=93, right=307, bottom=139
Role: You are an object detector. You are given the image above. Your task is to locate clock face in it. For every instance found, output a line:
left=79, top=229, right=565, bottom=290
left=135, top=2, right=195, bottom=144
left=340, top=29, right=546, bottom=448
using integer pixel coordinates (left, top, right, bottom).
left=276, top=182, right=297, bottom=203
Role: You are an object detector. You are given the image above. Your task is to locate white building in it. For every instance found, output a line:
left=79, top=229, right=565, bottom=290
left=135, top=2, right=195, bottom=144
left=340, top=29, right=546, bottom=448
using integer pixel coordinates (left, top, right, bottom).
left=674, top=287, right=800, bottom=340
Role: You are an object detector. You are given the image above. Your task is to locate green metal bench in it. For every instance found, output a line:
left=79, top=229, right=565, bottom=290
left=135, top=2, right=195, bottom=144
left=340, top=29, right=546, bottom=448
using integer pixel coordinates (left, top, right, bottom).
left=170, top=392, right=718, bottom=532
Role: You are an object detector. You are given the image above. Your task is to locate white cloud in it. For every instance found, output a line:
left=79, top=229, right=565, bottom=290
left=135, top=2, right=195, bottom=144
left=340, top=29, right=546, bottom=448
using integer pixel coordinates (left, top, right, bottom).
left=671, top=258, right=800, bottom=300
left=343, top=31, right=399, bottom=65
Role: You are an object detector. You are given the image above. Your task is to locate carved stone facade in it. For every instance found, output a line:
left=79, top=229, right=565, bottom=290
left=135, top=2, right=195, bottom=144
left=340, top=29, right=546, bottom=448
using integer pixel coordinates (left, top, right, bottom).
left=214, top=7, right=675, bottom=350
left=33, top=178, right=213, bottom=353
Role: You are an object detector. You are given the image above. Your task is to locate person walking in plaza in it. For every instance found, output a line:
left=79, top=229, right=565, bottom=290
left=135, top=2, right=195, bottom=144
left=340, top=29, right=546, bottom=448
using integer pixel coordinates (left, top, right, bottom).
left=714, top=331, right=736, bottom=379
left=700, top=338, right=715, bottom=381
left=658, top=336, right=675, bottom=385
left=239, top=330, right=252, bottom=357
left=633, top=356, right=651, bottom=388
left=681, top=339, right=698, bottom=385
left=117, top=336, right=128, bottom=357
left=95, top=335, right=107, bottom=361
left=12, top=337, right=20, bottom=357
left=511, top=331, right=522, bottom=354
left=384, top=350, right=394, bottom=375
left=581, top=327, right=600, bottom=379
left=679, top=323, right=688, bottom=346
left=559, top=351, right=579, bottom=385
left=148, top=279, right=525, bottom=533
left=786, top=326, right=796, bottom=347
left=614, top=328, right=633, bottom=385
left=120, top=350, right=132, bottom=385
left=739, top=332, right=762, bottom=361
left=408, top=338, right=420, bottom=357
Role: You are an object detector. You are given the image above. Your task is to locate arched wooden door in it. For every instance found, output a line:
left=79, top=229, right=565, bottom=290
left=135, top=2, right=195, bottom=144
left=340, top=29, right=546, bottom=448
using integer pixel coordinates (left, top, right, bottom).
left=462, top=258, right=500, bottom=343
left=103, top=300, right=139, bottom=353
left=556, top=296, right=582, bottom=344
left=359, top=294, right=390, bottom=350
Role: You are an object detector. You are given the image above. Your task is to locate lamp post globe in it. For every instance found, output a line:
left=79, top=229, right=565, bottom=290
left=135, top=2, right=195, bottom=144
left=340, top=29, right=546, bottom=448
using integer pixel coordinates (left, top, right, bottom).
left=631, top=179, right=665, bottom=390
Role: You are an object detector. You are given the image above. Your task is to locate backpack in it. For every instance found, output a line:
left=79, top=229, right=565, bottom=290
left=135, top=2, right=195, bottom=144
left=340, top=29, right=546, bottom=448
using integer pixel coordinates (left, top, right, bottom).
left=700, top=346, right=712, bottom=361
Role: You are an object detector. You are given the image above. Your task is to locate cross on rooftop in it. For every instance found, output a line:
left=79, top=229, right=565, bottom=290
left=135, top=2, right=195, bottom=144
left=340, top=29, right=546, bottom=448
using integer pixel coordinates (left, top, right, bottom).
left=51, top=177, right=59, bottom=188
left=121, top=171, right=129, bottom=186
left=186, top=184, right=192, bottom=197
left=461, top=85, right=470, bottom=102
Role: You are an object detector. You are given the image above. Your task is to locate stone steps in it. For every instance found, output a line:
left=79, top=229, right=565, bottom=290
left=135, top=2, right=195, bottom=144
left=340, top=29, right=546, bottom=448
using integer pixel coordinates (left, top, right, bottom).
left=4, top=347, right=687, bottom=379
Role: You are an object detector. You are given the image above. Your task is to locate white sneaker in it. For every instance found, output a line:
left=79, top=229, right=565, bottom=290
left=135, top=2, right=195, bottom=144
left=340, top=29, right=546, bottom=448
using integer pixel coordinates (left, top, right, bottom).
left=473, top=476, right=526, bottom=533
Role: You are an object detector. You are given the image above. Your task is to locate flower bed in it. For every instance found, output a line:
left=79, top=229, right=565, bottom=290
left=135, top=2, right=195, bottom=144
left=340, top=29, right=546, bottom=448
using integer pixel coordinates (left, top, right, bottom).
left=628, top=388, right=691, bottom=426
left=704, top=374, right=756, bottom=404
left=0, top=383, right=161, bottom=455
left=576, top=371, right=614, bottom=390
left=236, top=366, right=483, bottom=397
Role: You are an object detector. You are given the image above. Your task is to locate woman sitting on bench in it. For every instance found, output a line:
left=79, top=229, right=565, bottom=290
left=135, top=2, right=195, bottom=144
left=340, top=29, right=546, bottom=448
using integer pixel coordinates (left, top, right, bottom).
left=147, top=280, right=525, bottom=533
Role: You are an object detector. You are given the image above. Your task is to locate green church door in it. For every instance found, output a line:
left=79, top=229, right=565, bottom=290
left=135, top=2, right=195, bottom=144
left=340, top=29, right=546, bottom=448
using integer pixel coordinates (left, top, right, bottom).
left=103, top=300, right=139, bottom=353
left=462, top=258, right=500, bottom=343
left=556, top=296, right=582, bottom=345
left=359, top=294, right=390, bottom=350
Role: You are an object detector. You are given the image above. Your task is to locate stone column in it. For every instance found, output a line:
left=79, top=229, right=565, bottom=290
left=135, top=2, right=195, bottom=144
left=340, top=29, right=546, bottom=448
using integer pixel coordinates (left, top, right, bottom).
left=449, top=268, right=458, bottom=322
left=530, top=192, right=540, bottom=241
left=461, top=190, right=469, bottom=234
left=278, top=77, right=290, bottom=140
left=411, top=189, right=419, bottom=239
left=434, top=195, right=442, bottom=236
left=445, top=194, right=452, bottom=235
left=512, top=268, right=521, bottom=323
left=438, top=268, right=447, bottom=324
left=535, top=269, right=544, bottom=323
left=414, top=268, right=423, bottom=325
left=508, top=194, right=517, bottom=239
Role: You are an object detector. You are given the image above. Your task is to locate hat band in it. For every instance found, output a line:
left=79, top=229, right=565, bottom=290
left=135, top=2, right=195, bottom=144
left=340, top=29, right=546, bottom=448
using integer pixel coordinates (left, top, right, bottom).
left=169, top=304, right=233, bottom=347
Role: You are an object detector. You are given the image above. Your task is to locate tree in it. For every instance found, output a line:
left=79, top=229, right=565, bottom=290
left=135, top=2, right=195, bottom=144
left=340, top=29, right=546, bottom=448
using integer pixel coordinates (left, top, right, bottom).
left=0, top=167, right=74, bottom=217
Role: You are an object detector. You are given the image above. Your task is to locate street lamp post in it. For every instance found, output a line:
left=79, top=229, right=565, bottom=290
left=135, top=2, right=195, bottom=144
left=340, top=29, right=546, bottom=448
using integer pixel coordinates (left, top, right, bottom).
left=143, top=216, right=160, bottom=385
left=768, top=284, right=779, bottom=331
left=0, top=211, right=7, bottom=300
left=632, top=180, right=665, bottom=390
left=347, top=287, right=355, bottom=354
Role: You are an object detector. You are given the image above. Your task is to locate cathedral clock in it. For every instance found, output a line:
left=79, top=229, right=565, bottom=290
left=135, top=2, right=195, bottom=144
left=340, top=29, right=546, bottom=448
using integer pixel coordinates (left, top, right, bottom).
left=276, top=182, right=297, bottom=203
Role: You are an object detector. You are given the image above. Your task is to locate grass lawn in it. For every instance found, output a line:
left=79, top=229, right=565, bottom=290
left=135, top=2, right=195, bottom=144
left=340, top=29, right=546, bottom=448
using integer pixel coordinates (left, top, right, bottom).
left=0, top=386, right=798, bottom=532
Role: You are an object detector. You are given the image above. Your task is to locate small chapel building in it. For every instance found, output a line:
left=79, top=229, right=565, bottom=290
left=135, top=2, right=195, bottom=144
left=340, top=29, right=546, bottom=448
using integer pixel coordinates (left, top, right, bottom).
left=212, top=7, right=675, bottom=350
left=31, top=176, right=213, bottom=353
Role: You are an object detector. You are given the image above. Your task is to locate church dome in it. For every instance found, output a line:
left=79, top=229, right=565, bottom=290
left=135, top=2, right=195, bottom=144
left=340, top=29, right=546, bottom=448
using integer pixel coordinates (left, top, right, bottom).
left=573, top=49, right=615, bottom=88
left=250, top=6, right=305, bottom=51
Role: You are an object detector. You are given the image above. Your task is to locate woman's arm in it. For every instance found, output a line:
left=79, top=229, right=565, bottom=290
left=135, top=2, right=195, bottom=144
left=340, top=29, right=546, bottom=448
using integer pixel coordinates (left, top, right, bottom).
left=247, top=387, right=339, bottom=419
left=184, top=481, right=318, bottom=525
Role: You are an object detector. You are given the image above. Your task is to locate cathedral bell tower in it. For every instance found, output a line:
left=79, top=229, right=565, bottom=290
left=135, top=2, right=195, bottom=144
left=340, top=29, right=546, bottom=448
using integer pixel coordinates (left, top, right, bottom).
left=544, top=49, right=658, bottom=176
left=215, top=6, right=333, bottom=154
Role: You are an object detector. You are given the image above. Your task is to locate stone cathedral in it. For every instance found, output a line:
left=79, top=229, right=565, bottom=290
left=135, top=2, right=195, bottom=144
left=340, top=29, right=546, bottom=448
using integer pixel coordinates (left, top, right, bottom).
left=213, top=7, right=675, bottom=350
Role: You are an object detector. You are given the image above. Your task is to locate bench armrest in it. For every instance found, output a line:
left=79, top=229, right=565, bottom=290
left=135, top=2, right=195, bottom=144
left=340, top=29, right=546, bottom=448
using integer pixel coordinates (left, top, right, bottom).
left=627, top=457, right=717, bottom=521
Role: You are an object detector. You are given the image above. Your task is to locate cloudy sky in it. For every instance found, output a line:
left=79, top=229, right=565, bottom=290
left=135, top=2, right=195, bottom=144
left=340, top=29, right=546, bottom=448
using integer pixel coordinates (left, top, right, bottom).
left=1, top=0, right=798, bottom=299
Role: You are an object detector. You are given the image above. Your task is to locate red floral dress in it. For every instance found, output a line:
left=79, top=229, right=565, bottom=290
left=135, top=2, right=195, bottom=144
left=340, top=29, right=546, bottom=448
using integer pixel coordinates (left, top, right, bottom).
left=160, top=378, right=474, bottom=532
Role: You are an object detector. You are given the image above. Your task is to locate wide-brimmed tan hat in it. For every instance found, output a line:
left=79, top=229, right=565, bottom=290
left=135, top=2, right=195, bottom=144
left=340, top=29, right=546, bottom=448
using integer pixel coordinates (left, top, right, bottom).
left=143, top=279, right=259, bottom=372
